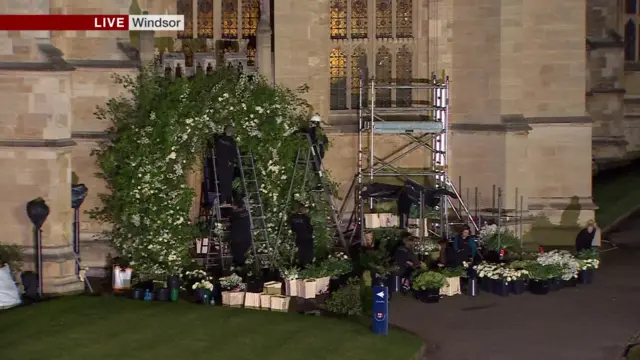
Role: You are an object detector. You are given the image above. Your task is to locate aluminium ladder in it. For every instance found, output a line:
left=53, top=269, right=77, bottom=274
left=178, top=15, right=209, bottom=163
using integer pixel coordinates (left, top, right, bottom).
left=278, top=133, right=348, bottom=252
left=203, top=143, right=231, bottom=270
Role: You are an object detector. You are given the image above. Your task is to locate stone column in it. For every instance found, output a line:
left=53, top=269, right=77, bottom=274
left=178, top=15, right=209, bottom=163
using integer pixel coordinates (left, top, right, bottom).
left=256, top=0, right=274, bottom=83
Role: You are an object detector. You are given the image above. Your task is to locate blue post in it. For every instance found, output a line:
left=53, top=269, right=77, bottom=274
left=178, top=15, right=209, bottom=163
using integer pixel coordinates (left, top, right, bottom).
left=371, top=285, right=388, bottom=335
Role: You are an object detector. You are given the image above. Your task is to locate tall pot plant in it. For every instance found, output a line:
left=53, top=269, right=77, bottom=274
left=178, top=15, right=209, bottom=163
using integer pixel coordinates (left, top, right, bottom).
left=412, top=271, right=446, bottom=304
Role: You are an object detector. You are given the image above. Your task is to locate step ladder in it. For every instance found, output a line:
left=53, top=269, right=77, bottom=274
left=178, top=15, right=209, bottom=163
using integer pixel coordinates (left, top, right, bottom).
left=278, top=133, right=347, bottom=252
left=236, top=151, right=270, bottom=269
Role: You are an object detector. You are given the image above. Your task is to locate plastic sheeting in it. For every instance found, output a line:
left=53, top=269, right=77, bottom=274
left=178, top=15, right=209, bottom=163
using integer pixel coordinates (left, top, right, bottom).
left=0, top=265, right=21, bottom=310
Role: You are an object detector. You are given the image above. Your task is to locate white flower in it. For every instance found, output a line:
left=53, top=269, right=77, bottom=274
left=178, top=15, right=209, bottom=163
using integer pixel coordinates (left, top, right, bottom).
left=167, top=152, right=177, bottom=160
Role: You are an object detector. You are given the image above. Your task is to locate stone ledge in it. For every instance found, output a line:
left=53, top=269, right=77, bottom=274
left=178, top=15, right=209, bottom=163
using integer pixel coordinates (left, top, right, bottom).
left=528, top=196, right=597, bottom=211
left=587, top=88, right=626, bottom=96
left=72, top=131, right=111, bottom=140
left=593, top=136, right=628, bottom=146
left=0, top=138, right=76, bottom=147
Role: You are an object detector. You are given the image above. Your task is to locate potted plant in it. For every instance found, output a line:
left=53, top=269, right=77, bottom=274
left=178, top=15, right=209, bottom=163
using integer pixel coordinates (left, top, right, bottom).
left=474, top=262, right=501, bottom=292
left=577, top=258, right=599, bottom=284
left=280, top=267, right=300, bottom=296
left=322, top=252, right=352, bottom=293
left=414, top=239, right=440, bottom=262
left=508, top=260, right=533, bottom=295
left=576, top=249, right=599, bottom=284
left=412, top=271, right=446, bottom=303
left=439, top=267, right=464, bottom=296
left=192, top=279, right=214, bottom=304
left=220, top=274, right=246, bottom=307
left=525, top=263, right=555, bottom=295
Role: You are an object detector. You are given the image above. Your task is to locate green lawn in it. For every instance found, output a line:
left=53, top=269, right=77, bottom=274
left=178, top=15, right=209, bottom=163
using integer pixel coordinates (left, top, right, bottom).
left=0, top=296, right=421, bottom=360
left=593, top=165, right=640, bottom=229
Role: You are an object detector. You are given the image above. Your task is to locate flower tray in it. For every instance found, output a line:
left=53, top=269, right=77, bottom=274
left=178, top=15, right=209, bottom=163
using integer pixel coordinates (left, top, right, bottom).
left=285, top=279, right=301, bottom=297
left=244, top=292, right=261, bottom=309
left=264, top=281, right=282, bottom=295
left=297, top=279, right=316, bottom=299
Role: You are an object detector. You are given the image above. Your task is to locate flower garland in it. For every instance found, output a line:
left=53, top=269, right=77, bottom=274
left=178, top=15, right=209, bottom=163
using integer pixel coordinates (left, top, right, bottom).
left=92, top=66, right=336, bottom=280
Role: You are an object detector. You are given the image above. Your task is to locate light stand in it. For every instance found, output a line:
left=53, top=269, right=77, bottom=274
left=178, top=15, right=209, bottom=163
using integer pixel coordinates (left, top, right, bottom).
left=26, top=198, right=49, bottom=297
left=70, top=184, right=93, bottom=293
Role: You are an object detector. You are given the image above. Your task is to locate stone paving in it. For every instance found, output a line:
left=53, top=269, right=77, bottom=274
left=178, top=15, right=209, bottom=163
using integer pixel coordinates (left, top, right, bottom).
left=390, top=215, right=640, bottom=360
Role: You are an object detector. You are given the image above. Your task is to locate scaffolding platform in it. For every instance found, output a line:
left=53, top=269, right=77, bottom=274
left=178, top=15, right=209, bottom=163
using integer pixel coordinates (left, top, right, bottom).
left=371, top=121, right=443, bottom=134
left=341, top=75, right=478, bottom=243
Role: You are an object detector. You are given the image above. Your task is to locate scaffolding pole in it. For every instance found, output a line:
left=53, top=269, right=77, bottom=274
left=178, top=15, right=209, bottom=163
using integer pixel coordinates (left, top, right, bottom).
left=352, top=74, right=478, bottom=242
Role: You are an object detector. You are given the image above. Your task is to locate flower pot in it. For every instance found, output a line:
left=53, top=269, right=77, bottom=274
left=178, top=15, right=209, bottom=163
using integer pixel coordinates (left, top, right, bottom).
left=112, top=266, right=133, bottom=292
left=548, top=278, right=561, bottom=292
left=562, top=278, right=577, bottom=288
left=195, top=288, right=211, bottom=304
left=246, top=276, right=264, bottom=293
left=296, top=279, right=316, bottom=299
left=440, top=277, right=461, bottom=296
left=377, top=213, right=398, bottom=228
left=154, top=288, right=170, bottom=301
left=510, top=280, right=526, bottom=295
left=222, top=291, right=245, bottom=307
left=131, top=288, right=145, bottom=300
left=315, top=276, right=330, bottom=294
left=491, top=280, right=510, bottom=297
left=259, top=294, right=272, bottom=310
left=244, top=292, right=261, bottom=309
left=285, top=279, right=300, bottom=296
left=467, top=277, right=479, bottom=297
left=418, top=288, right=440, bottom=303
left=264, top=281, right=282, bottom=295
left=529, top=280, right=549, bottom=295
left=269, top=295, right=291, bottom=312
left=578, top=269, right=594, bottom=285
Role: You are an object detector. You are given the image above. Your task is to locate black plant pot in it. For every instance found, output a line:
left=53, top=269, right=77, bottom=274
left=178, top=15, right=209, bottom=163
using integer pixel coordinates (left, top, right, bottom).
left=155, top=288, right=170, bottom=301
left=246, top=275, right=264, bottom=293
left=131, top=288, right=145, bottom=300
left=548, top=278, right=561, bottom=292
left=480, top=278, right=491, bottom=292
left=194, top=288, right=211, bottom=304
left=511, top=280, right=526, bottom=295
left=420, top=288, right=440, bottom=303
left=562, top=278, right=577, bottom=288
left=578, top=269, right=594, bottom=285
left=529, top=280, right=550, bottom=295
left=491, top=280, right=510, bottom=297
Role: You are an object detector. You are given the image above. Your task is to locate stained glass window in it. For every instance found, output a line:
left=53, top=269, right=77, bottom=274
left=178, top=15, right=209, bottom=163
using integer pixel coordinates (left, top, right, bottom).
left=351, top=0, right=368, bottom=39
left=221, top=0, right=238, bottom=39
left=396, top=0, right=412, bottom=38
left=197, top=0, right=214, bottom=38
left=330, top=48, right=347, bottom=110
left=242, top=0, right=260, bottom=38
left=177, top=0, right=194, bottom=39
left=350, top=47, right=368, bottom=109
left=330, top=0, right=347, bottom=39
left=375, top=46, right=391, bottom=107
left=626, top=20, right=636, bottom=61
left=396, top=46, right=412, bottom=107
left=376, top=0, right=391, bottom=38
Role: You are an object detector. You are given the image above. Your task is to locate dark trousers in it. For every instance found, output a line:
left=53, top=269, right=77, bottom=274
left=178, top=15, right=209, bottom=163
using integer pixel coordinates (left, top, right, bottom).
left=297, top=239, right=314, bottom=267
left=216, top=161, right=234, bottom=204
left=230, top=240, right=250, bottom=267
left=399, top=213, right=409, bottom=228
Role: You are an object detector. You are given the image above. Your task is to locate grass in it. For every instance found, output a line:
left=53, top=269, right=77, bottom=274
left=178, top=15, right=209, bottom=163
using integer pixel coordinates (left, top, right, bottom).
left=593, top=162, right=640, bottom=229
left=0, top=296, right=421, bottom=360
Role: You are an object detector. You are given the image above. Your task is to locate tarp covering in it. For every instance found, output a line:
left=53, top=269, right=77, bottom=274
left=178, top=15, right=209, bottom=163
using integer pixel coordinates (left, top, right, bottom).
left=0, top=265, right=21, bottom=310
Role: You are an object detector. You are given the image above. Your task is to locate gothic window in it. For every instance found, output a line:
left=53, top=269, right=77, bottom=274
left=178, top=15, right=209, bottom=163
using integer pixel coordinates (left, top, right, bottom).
left=177, top=0, right=194, bottom=39
left=330, top=48, right=348, bottom=110
left=330, top=0, right=347, bottom=39
left=627, top=0, right=637, bottom=14
left=396, top=0, right=412, bottom=38
left=351, top=47, right=368, bottom=109
left=222, top=0, right=238, bottom=39
left=197, top=0, right=213, bottom=38
left=351, top=0, right=368, bottom=39
left=242, top=0, right=260, bottom=38
left=375, top=46, right=392, bottom=107
left=376, top=0, right=392, bottom=38
left=625, top=19, right=637, bottom=61
left=396, top=45, right=412, bottom=107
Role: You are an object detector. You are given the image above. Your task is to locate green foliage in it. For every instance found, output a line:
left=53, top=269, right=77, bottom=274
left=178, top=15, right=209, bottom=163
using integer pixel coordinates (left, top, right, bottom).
left=524, top=263, right=563, bottom=280
left=412, top=271, right=446, bottom=290
left=576, top=249, right=598, bottom=260
left=0, top=244, right=23, bottom=273
left=440, top=266, right=465, bottom=278
left=324, top=278, right=367, bottom=316
left=358, top=250, right=398, bottom=278
left=370, top=228, right=403, bottom=254
left=91, top=66, right=335, bottom=280
left=509, top=260, right=535, bottom=270
left=483, top=230, right=522, bottom=252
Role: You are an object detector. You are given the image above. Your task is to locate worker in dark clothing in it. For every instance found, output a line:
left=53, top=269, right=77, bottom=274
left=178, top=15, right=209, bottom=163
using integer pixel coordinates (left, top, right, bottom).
left=229, top=196, right=252, bottom=267
left=214, top=125, right=238, bottom=206
left=290, top=202, right=314, bottom=266
left=452, top=225, right=477, bottom=266
left=397, top=189, right=413, bottom=229
left=302, top=114, right=329, bottom=190
left=394, top=232, right=424, bottom=291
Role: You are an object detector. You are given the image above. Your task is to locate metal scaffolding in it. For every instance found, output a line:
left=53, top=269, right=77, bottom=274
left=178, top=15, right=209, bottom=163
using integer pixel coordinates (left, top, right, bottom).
left=343, top=75, right=478, bottom=243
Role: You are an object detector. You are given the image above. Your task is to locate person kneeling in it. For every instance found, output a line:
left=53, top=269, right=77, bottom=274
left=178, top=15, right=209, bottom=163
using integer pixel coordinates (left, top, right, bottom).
left=394, top=232, right=424, bottom=291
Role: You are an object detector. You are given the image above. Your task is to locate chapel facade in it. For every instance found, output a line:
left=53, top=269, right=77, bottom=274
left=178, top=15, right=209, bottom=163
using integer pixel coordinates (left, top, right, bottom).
left=0, top=0, right=634, bottom=293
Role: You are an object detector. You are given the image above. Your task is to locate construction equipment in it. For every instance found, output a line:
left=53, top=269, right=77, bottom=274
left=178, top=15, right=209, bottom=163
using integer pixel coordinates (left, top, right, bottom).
left=278, top=133, right=348, bottom=253
left=342, top=74, right=478, bottom=243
